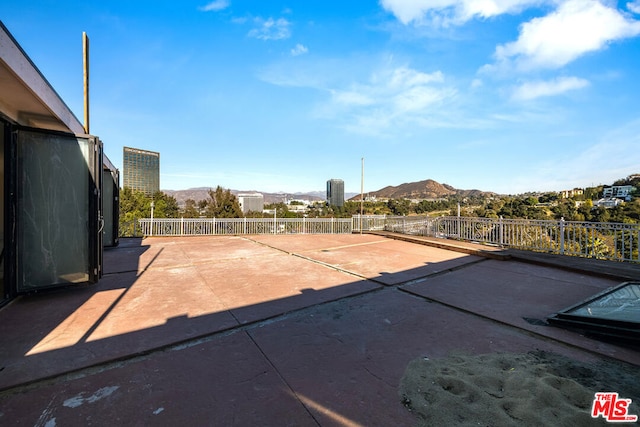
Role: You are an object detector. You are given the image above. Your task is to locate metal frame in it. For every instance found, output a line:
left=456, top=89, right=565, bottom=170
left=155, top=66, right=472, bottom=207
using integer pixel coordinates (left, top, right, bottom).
left=8, top=124, right=103, bottom=293
left=547, top=282, right=640, bottom=343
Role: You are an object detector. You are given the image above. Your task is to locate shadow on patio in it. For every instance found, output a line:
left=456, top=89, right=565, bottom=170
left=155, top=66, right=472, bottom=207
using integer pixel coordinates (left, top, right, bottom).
left=0, top=234, right=637, bottom=425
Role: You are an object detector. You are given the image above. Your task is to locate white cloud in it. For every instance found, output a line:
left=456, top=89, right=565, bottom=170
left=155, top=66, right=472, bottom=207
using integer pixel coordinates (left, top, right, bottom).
left=325, top=66, right=456, bottom=134
left=291, top=43, right=308, bottom=56
left=629, top=0, right=640, bottom=14
left=248, top=17, right=291, bottom=40
left=388, top=67, right=444, bottom=88
left=331, top=90, right=375, bottom=106
left=494, top=0, right=640, bottom=71
left=379, top=0, right=545, bottom=26
left=471, top=78, right=483, bottom=88
left=199, top=0, right=229, bottom=12
left=512, top=76, right=589, bottom=100
left=262, top=61, right=458, bottom=134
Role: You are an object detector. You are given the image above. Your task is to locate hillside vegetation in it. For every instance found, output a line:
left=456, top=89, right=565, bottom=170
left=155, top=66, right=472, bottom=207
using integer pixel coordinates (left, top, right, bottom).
left=119, top=175, right=640, bottom=236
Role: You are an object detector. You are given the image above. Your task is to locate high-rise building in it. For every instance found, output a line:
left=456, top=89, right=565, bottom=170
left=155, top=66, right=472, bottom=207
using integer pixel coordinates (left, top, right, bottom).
left=123, top=147, right=160, bottom=195
left=238, top=193, right=264, bottom=214
left=326, top=179, right=345, bottom=207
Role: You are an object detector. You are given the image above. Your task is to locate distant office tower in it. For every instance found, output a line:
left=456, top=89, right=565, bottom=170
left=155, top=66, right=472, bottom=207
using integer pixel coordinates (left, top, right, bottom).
left=326, top=179, right=345, bottom=207
left=238, top=193, right=264, bottom=214
left=123, top=147, right=160, bottom=195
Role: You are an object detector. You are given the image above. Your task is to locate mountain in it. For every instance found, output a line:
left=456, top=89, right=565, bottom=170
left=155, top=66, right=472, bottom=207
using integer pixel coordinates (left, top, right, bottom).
left=162, top=180, right=490, bottom=206
left=352, top=179, right=494, bottom=200
left=163, top=187, right=329, bottom=206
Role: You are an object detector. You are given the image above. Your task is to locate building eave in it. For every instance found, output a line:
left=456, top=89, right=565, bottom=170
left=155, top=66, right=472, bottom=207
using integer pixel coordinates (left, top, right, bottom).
left=0, top=21, right=84, bottom=134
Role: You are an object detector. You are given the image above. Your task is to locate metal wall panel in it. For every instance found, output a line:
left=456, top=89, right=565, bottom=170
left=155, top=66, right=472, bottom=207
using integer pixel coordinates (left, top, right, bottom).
left=15, top=129, right=100, bottom=291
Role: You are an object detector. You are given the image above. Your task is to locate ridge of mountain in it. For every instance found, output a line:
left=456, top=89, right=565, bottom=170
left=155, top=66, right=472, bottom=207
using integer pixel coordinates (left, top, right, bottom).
left=356, top=179, right=494, bottom=200
left=163, top=179, right=493, bottom=206
left=163, top=188, right=331, bottom=205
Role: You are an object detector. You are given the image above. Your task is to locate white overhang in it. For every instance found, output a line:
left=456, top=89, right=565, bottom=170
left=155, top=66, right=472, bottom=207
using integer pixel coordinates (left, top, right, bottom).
left=0, top=21, right=84, bottom=134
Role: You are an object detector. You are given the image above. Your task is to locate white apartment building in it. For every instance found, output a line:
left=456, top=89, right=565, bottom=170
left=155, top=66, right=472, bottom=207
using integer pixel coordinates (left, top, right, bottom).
left=602, top=185, right=634, bottom=199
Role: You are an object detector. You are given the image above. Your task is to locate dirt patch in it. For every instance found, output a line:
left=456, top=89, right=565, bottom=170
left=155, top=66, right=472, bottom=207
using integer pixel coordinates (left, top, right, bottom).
left=399, top=351, right=640, bottom=426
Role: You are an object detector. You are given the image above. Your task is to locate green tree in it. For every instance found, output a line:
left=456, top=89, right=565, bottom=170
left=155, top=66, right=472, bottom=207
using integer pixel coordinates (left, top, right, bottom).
left=524, top=196, right=539, bottom=206
left=205, top=186, right=242, bottom=218
left=119, top=188, right=178, bottom=235
left=591, top=206, right=610, bottom=223
left=583, top=187, right=601, bottom=200
left=150, top=191, right=179, bottom=218
left=577, top=200, right=593, bottom=221
left=182, top=199, right=200, bottom=218
left=387, top=199, right=411, bottom=216
left=264, top=202, right=299, bottom=218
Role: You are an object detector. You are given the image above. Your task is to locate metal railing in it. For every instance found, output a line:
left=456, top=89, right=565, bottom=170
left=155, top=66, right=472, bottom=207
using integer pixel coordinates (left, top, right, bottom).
left=133, top=215, right=639, bottom=263
left=138, top=217, right=353, bottom=236
left=385, top=216, right=639, bottom=263
left=384, top=216, right=439, bottom=236
left=352, top=215, right=387, bottom=232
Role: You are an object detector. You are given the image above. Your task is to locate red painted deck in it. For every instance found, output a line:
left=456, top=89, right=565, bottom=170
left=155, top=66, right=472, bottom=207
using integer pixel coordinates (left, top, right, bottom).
left=0, top=234, right=637, bottom=425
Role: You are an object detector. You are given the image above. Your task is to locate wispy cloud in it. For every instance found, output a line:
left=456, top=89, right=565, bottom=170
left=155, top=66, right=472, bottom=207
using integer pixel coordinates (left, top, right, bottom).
left=291, top=43, right=308, bottom=56
left=628, top=0, right=640, bottom=14
left=512, top=76, right=590, bottom=100
left=198, top=0, right=229, bottom=12
left=248, top=17, right=291, bottom=40
left=323, top=66, right=457, bottom=135
left=260, top=57, right=519, bottom=135
left=493, top=0, right=640, bottom=71
left=524, top=118, right=640, bottom=191
left=380, top=0, right=545, bottom=26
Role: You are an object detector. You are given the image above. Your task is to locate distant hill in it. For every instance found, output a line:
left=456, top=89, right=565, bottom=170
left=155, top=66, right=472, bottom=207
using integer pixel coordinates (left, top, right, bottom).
left=163, top=187, right=331, bottom=206
left=163, top=180, right=489, bottom=206
left=350, top=179, right=494, bottom=200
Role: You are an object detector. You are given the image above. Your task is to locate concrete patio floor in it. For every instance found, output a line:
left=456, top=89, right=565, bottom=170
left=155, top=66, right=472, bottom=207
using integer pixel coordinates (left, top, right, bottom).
left=0, top=234, right=638, bottom=426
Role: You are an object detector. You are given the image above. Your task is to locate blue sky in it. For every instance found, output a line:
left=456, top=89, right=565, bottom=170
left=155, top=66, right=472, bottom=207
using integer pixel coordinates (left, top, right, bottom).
left=3, top=0, right=640, bottom=194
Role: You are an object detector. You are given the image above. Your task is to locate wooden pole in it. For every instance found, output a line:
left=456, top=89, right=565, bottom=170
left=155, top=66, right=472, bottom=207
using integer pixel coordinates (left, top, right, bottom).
left=83, top=32, right=90, bottom=134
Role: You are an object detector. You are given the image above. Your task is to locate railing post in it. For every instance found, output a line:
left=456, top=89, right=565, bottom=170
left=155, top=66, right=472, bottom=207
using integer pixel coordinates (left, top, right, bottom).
left=303, top=216, right=306, bottom=234
left=243, top=217, right=247, bottom=235
left=331, top=217, right=334, bottom=234
left=181, top=217, right=184, bottom=236
left=499, top=216, right=504, bottom=246
left=559, top=217, right=565, bottom=255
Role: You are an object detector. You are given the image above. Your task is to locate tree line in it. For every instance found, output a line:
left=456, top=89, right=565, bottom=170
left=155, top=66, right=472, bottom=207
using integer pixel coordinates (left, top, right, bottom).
left=119, top=178, right=640, bottom=235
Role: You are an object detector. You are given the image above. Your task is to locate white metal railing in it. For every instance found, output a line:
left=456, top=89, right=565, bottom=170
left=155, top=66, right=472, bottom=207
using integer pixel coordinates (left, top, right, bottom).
left=352, top=215, right=387, bottom=232
left=136, top=215, right=639, bottom=263
left=385, top=216, right=640, bottom=263
left=139, top=217, right=353, bottom=236
left=384, top=216, right=439, bottom=236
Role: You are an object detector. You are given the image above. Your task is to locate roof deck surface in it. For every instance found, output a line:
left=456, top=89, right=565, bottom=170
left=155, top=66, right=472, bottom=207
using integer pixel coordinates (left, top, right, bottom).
left=0, top=234, right=638, bottom=425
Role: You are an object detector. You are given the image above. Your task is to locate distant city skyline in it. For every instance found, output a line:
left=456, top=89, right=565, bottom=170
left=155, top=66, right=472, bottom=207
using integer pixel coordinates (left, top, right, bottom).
left=3, top=2, right=640, bottom=194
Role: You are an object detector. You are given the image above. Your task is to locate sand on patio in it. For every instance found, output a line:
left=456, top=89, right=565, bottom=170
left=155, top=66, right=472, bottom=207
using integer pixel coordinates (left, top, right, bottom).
left=399, top=350, right=640, bottom=426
